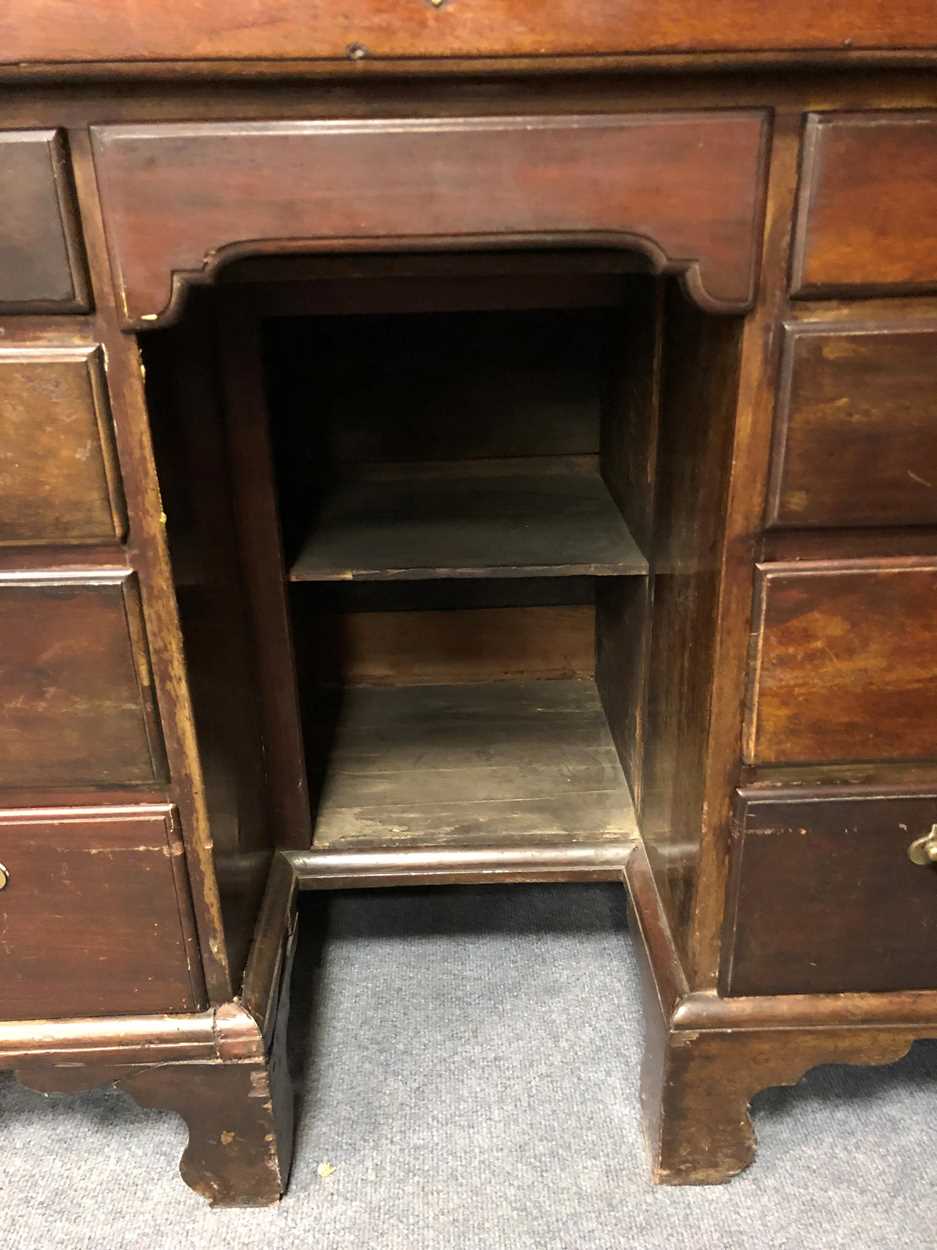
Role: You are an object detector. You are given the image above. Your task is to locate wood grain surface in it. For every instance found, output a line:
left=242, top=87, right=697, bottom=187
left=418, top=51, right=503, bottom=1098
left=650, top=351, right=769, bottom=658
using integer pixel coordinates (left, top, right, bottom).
left=4, top=2, right=937, bottom=66
left=309, top=679, right=636, bottom=848
left=768, top=323, right=937, bottom=528
left=747, top=559, right=937, bottom=764
left=0, top=572, right=166, bottom=786
left=793, top=112, right=937, bottom=296
left=0, top=346, right=125, bottom=544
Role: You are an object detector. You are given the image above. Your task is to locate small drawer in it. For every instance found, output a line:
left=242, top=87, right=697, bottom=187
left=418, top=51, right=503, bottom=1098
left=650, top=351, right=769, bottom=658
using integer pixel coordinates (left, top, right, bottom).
left=724, top=789, right=937, bottom=996
left=0, top=346, right=125, bottom=545
left=0, top=129, right=89, bottom=312
left=0, top=805, right=204, bottom=1019
left=0, top=571, right=166, bottom=787
left=746, top=559, right=937, bottom=765
left=767, top=323, right=937, bottom=528
left=792, top=111, right=937, bottom=298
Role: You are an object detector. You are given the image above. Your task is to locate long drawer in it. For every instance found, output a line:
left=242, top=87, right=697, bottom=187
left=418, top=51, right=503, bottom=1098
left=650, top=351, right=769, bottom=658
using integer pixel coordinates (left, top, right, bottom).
left=724, top=788, right=937, bottom=996
left=745, top=558, right=937, bottom=766
left=90, top=112, right=769, bottom=324
left=0, top=805, right=204, bottom=1019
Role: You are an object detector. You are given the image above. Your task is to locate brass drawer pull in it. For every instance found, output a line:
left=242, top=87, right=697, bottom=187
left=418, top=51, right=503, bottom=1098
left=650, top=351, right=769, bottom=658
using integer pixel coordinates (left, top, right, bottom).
left=0, top=862, right=9, bottom=891
left=908, top=825, right=937, bottom=866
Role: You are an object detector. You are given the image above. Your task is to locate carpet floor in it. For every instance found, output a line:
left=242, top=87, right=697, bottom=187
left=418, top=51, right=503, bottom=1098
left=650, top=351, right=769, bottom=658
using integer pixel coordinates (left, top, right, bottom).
left=3, top=883, right=936, bottom=1250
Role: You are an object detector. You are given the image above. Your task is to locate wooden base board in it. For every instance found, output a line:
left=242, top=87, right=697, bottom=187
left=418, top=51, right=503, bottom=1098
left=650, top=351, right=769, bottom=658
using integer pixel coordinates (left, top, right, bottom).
left=5, top=846, right=937, bottom=1199
left=624, top=842, right=937, bottom=1184
left=0, top=851, right=301, bottom=1207
left=289, top=839, right=635, bottom=888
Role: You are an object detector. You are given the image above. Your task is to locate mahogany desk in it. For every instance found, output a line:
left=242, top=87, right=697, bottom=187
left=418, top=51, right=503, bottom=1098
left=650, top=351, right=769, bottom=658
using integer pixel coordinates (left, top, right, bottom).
left=1, top=3, right=936, bottom=1204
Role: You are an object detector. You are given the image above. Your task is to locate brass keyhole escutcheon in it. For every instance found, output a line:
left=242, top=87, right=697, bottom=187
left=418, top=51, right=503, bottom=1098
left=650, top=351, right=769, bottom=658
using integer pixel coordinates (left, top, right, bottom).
left=908, top=825, right=937, bottom=866
left=0, top=862, right=9, bottom=891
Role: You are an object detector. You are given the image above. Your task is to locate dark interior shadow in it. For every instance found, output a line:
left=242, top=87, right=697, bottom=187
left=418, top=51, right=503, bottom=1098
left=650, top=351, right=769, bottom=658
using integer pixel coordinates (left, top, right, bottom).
left=294, top=881, right=630, bottom=942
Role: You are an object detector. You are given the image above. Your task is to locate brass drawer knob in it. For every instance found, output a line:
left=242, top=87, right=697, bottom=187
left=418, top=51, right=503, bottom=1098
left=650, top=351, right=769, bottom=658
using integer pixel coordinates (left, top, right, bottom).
left=908, top=825, right=937, bottom=867
left=0, top=862, right=9, bottom=891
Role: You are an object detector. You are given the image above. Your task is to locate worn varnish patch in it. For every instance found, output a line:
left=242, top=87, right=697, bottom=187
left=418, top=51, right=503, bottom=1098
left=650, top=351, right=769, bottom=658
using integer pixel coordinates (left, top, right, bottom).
left=309, top=678, right=637, bottom=848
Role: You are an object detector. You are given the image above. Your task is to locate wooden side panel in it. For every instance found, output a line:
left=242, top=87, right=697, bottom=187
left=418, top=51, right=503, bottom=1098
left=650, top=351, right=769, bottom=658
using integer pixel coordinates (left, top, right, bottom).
left=792, top=112, right=937, bottom=297
left=0, top=805, right=204, bottom=1018
left=0, top=346, right=125, bottom=544
left=3, top=2, right=937, bottom=64
left=746, top=559, right=937, bottom=765
left=724, top=791, right=937, bottom=995
left=0, top=572, right=166, bottom=786
left=143, top=296, right=272, bottom=982
left=640, top=287, right=743, bottom=957
left=0, top=129, right=88, bottom=312
left=597, top=276, right=664, bottom=807
left=91, top=113, right=769, bottom=324
left=767, top=323, right=937, bottom=528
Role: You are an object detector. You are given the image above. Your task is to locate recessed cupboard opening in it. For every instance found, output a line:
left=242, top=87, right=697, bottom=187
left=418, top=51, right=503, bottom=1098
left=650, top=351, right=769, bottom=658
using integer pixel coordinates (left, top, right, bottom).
left=146, top=251, right=741, bottom=898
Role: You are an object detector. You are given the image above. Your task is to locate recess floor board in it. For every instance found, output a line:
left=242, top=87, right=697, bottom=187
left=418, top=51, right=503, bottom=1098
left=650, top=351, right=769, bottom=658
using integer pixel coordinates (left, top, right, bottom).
left=309, top=678, right=637, bottom=848
left=289, top=460, right=647, bottom=582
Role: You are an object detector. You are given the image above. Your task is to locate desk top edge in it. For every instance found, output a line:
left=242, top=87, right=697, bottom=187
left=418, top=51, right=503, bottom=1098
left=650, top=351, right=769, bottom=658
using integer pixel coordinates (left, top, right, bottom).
left=3, top=2, right=937, bottom=79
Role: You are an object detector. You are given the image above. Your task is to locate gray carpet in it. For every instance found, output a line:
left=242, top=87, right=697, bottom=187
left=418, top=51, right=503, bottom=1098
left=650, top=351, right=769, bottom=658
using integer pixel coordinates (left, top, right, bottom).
left=3, top=884, right=936, bottom=1249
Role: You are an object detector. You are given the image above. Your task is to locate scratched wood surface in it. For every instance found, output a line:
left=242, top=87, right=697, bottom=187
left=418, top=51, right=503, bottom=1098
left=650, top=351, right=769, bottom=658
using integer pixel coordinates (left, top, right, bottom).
left=767, top=323, right=937, bottom=528
left=309, top=679, right=636, bottom=847
left=747, top=559, right=937, bottom=765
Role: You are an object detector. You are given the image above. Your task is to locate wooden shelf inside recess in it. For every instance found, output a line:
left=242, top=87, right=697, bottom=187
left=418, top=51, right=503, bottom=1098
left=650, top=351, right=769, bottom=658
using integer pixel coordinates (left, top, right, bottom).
left=288, top=457, right=647, bottom=583
left=309, top=678, right=637, bottom=850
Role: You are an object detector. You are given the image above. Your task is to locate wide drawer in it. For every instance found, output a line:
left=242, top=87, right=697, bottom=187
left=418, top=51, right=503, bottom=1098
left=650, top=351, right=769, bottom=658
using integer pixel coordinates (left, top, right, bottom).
left=746, top=559, right=937, bottom=765
left=0, top=571, right=166, bottom=787
left=767, top=323, right=937, bottom=528
left=0, top=129, right=88, bottom=312
left=0, top=805, right=203, bottom=1019
left=724, top=789, right=937, bottom=996
left=792, top=112, right=937, bottom=298
left=0, top=346, right=125, bottom=545
left=90, top=112, right=769, bottom=325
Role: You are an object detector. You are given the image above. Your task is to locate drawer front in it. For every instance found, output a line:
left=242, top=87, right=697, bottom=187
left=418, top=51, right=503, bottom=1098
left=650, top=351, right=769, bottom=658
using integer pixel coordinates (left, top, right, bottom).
left=91, top=112, right=769, bottom=324
left=0, top=130, right=88, bottom=312
left=724, top=791, right=937, bottom=996
left=0, top=805, right=203, bottom=1018
left=767, top=324, right=937, bottom=529
left=746, top=560, right=937, bottom=765
left=793, top=112, right=937, bottom=297
left=0, top=347, right=125, bottom=544
left=0, top=572, right=166, bottom=786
